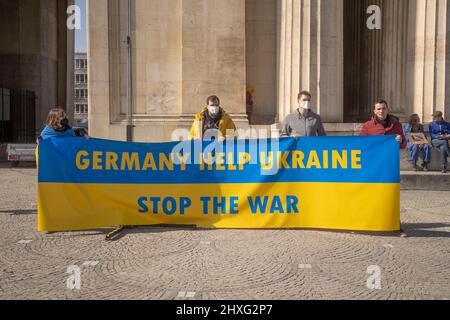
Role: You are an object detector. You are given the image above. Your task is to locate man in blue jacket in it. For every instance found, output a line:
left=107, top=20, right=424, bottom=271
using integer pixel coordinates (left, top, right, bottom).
left=429, top=111, right=450, bottom=173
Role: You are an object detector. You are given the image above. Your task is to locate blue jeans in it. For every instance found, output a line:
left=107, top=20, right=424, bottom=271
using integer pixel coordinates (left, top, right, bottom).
left=407, top=144, right=431, bottom=164
left=432, top=139, right=450, bottom=169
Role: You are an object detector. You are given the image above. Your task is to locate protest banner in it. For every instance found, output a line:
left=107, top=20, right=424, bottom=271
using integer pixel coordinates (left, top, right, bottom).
left=37, top=136, right=400, bottom=232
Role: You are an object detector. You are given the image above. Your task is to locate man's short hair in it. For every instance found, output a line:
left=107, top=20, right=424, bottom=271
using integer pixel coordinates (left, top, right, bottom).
left=297, top=91, right=312, bottom=100
left=206, top=95, right=220, bottom=106
left=373, top=99, right=389, bottom=109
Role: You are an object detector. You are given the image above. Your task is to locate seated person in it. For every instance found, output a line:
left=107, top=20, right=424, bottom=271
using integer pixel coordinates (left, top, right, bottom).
left=403, top=114, right=431, bottom=171
left=429, top=111, right=450, bottom=173
left=188, top=95, right=236, bottom=140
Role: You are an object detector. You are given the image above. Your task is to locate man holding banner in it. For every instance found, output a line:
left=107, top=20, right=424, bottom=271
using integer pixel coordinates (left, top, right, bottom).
left=280, top=91, right=327, bottom=138
left=360, top=99, right=407, bottom=149
left=188, top=95, right=236, bottom=140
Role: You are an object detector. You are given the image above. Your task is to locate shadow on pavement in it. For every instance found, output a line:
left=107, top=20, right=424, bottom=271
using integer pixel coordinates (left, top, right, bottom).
left=0, top=209, right=37, bottom=215
left=105, top=224, right=199, bottom=241
left=0, top=161, right=36, bottom=169
left=3, top=214, right=449, bottom=239
left=401, top=223, right=450, bottom=238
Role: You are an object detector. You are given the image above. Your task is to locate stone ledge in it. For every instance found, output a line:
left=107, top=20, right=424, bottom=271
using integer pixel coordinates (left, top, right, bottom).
left=401, top=171, right=450, bottom=191
left=400, top=148, right=443, bottom=172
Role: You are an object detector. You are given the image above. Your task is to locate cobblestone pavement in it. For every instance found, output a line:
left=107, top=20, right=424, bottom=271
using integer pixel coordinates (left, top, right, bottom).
left=0, top=165, right=449, bottom=300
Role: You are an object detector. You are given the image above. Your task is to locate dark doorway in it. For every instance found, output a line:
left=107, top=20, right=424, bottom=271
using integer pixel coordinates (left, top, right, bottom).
left=0, top=89, right=36, bottom=143
left=343, top=0, right=411, bottom=123
left=343, top=0, right=383, bottom=123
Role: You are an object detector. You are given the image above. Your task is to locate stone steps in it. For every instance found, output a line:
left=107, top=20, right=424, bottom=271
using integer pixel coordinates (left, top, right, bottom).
left=401, top=171, right=450, bottom=191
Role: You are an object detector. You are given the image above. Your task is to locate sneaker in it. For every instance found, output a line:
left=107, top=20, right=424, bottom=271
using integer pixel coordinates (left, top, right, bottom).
left=412, top=163, right=419, bottom=172
left=421, top=163, right=429, bottom=172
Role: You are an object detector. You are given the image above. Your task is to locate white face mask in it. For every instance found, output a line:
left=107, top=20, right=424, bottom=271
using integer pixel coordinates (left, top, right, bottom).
left=207, top=105, right=220, bottom=116
left=300, top=101, right=311, bottom=110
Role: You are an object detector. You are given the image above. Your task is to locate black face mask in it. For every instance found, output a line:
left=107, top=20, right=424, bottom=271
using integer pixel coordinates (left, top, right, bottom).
left=56, top=118, right=71, bottom=132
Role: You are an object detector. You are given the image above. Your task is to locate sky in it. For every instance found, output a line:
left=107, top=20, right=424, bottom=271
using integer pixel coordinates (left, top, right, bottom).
left=75, top=0, right=87, bottom=53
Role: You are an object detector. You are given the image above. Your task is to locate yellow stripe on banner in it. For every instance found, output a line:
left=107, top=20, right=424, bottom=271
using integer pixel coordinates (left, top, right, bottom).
left=38, top=182, right=400, bottom=232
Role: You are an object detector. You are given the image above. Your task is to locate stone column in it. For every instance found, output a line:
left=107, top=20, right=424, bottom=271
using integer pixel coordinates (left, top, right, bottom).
left=381, top=0, right=409, bottom=117
left=65, top=0, right=75, bottom=124
left=87, top=0, right=125, bottom=139
left=408, top=0, right=450, bottom=122
left=276, top=0, right=344, bottom=123
left=181, top=0, right=248, bottom=126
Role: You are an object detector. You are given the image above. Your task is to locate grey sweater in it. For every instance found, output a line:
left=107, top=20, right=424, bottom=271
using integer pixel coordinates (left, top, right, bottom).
left=281, top=110, right=327, bottom=137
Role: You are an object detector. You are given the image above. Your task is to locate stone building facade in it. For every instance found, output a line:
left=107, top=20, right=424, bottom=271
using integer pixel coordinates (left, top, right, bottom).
left=87, top=0, right=450, bottom=142
left=74, top=53, right=89, bottom=123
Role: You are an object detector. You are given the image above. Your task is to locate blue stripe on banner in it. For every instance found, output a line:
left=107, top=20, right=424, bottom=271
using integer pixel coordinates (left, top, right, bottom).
left=38, top=136, right=400, bottom=184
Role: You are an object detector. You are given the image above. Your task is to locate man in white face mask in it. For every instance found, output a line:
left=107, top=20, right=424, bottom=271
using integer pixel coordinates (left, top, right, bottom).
left=189, top=95, right=236, bottom=140
left=280, top=91, right=327, bottom=138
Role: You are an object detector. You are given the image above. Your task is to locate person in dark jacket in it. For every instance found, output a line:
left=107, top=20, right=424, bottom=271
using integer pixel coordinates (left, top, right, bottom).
left=429, top=111, right=450, bottom=173
left=360, top=99, right=406, bottom=149
left=403, top=114, right=431, bottom=171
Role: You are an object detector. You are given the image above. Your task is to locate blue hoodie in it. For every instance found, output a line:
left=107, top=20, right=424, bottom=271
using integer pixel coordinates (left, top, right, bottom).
left=40, top=125, right=76, bottom=140
left=403, top=123, right=426, bottom=136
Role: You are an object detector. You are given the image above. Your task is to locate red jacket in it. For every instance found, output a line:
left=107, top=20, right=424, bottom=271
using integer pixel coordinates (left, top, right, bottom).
left=360, top=115, right=407, bottom=149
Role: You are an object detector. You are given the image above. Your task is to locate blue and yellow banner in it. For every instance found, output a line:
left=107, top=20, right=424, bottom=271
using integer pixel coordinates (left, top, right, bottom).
left=37, top=136, right=400, bottom=232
